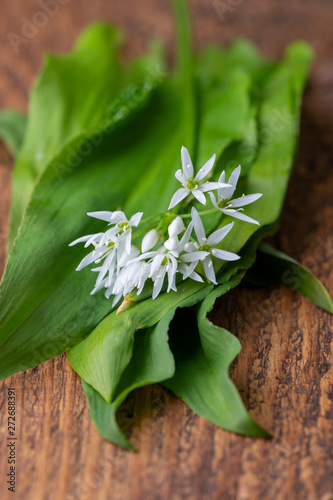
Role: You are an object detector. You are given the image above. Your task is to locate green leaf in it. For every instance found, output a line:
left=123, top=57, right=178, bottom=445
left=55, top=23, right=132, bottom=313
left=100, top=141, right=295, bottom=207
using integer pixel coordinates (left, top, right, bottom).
left=68, top=280, right=212, bottom=402
left=172, top=0, right=194, bottom=150
left=79, top=223, right=275, bottom=443
left=211, top=42, right=313, bottom=273
left=246, top=242, right=333, bottom=313
left=163, top=272, right=270, bottom=437
left=0, top=82, right=185, bottom=379
left=196, top=69, right=253, bottom=166
left=159, top=224, right=277, bottom=439
left=0, top=110, right=27, bottom=157
left=195, top=38, right=267, bottom=86
left=8, top=23, right=165, bottom=249
left=81, top=310, right=176, bottom=449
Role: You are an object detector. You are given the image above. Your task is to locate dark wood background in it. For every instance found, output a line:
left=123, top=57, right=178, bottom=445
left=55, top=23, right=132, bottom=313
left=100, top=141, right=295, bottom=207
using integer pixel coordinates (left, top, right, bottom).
left=0, top=1, right=333, bottom=499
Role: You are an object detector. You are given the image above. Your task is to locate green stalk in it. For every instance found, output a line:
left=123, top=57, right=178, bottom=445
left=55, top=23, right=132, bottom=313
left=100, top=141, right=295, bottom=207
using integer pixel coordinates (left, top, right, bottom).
left=172, top=0, right=195, bottom=154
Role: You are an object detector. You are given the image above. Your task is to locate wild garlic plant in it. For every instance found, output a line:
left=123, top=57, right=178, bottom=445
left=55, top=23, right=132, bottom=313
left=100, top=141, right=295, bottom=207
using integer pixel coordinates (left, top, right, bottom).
left=70, top=146, right=262, bottom=305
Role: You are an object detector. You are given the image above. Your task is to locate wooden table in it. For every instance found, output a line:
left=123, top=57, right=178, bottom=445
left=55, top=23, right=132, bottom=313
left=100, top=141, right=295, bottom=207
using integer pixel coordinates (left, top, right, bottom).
left=0, top=1, right=333, bottom=499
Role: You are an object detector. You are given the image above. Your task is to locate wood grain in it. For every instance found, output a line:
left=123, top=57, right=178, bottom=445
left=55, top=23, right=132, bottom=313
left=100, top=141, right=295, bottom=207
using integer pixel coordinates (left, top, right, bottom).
left=0, top=1, right=333, bottom=499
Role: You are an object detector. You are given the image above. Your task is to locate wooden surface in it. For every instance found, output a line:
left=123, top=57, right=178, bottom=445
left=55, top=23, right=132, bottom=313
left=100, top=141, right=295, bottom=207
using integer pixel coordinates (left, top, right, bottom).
left=1, top=1, right=333, bottom=499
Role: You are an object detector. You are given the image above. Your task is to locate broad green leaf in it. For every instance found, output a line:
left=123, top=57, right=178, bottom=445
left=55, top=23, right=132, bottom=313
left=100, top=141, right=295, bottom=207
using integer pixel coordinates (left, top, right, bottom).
left=9, top=23, right=165, bottom=249
left=123, top=0, right=196, bottom=216
left=0, top=110, right=27, bottom=157
left=196, top=69, right=252, bottom=166
left=246, top=242, right=333, bottom=313
left=124, top=68, right=255, bottom=218
left=194, top=38, right=268, bottom=169
left=68, top=280, right=212, bottom=402
left=172, top=0, right=194, bottom=148
left=0, top=82, right=187, bottom=379
left=0, top=8, right=193, bottom=381
left=210, top=42, right=313, bottom=273
left=81, top=310, right=176, bottom=449
left=195, top=38, right=267, bottom=85
left=163, top=272, right=270, bottom=437
left=80, top=224, right=276, bottom=447
left=216, top=106, right=257, bottom=179
left=180, top=41, right=312, bottom=260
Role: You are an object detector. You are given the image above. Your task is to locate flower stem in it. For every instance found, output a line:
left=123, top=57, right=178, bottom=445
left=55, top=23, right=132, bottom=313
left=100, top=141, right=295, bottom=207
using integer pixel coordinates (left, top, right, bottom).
left=139, top=213, right=164, bottom=225
left=179, top=208, right=217, bottom=218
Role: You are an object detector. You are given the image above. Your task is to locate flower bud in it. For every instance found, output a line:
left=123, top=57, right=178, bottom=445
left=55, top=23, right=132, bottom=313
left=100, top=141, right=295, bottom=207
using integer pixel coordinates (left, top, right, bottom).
left=168, top=216, right=185, bottom=237
left=164, top=236, right=179, bottom=251
left=141, top=229, right=159, bottom=253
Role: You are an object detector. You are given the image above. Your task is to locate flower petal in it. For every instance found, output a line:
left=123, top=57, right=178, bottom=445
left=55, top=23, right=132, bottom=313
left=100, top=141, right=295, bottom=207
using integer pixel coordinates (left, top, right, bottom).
left=175, top=169, right=186, bottom=184
left=69, top=234, right=98, bottom=246
left=194, top=154, right=215, bottom=182
left=224, top=165, right=241, bottom=199
left=87, top=211, right=113, bottom=222
left=217, top=171, right=227, bottom=200
left=110, top=211, right=126, bottom=224
left=192, top=189, right=207, bottom=205
left=219, top=171, right=226, bottom=184
left=207, top=222, right=234, bottom=246
left=179, top=261, right=196, bottom=280
left=191, top=207, right=206, bottom=242
left=124, top=230, right=132, bottom=255
left=178, top=221, right=193, bottom=252
left=203, top=257, right=217, bottom=284
left=168, top=187, right=189, bottom=210
left=167, top=256, right=178, bottom=292
left=222, top=209, right=260, bottom=225
left=129, top=212, right=143, bottom=227
left=150, top=253, right=165, bottom=276
left=112, top=293, right=123, bottom=306
left=199, top=181, right=231, bottom=192
left=184, top=242, right=197, bottom=253
left=96, top=252, right=115, bottom=286
left=181, top=250, right=209, bottom=262
left=76, top=247, right=107, bottom=271
left=208, top=192, right=219, bottom=209
left=189, top=270, right=204, bottom=283
left=211, top=248, right=240, bottom=261
left=130, top=250, right=158, bottom=263
left=181, top=146, right=194, bottom=180
left=228, top=193, right=263, bottom=208
left=90, top=278, right=108, bottom=295
left=152, top=268, right=166, bottom=299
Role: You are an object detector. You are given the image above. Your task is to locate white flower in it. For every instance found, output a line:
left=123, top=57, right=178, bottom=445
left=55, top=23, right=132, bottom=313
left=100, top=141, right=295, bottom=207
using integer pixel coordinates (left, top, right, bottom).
left=178, top=261, right=204, bottom=282
left=87, top=210, right=143, bottom=253
left=91, top=245, right=144, bottom=303
left=185, top=207, right=240, bottom=285
left=166, top=220, right=209, bottom=283
left=130, top=219, right=207, bottom=299
left=141, top=229, right=159, bottom=252
left=168, top=146, right=231, bottom=209
left=132, top=243, right=179, bottom=299
left=149, top=249, right=179, bottom=299
left=70, top=210, right=143, bottom=299
left=71, top=231, right=123, bottom=297
left=164, top=219, right=209, bottom=264
left=113, top=211, right=143, bottom=253
left=111, top=257, right=149, bottom=304
left=209, top=165, right=262, bottom=225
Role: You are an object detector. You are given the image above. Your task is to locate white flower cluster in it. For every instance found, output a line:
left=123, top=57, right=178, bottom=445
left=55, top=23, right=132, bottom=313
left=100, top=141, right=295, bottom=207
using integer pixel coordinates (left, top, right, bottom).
left=70, top=147, right=262, bottom=305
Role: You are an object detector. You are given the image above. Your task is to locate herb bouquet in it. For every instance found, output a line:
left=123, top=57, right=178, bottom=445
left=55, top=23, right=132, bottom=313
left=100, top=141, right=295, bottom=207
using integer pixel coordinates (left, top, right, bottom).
left=0, top=0, right=332, bottom=449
